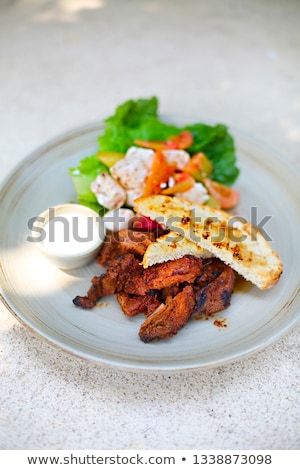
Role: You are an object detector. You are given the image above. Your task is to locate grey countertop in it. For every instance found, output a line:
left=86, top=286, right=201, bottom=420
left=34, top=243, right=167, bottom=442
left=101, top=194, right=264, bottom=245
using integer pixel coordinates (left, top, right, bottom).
left=0, top=0, right=299, bottom=450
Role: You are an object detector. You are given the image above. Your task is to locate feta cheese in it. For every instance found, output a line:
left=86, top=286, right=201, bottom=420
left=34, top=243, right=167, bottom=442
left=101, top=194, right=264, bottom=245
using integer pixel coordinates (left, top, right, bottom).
left=162, top=149, right=190, bottom=170
left=111, top=146, right=154, bottom=190
left=125, top=188, right=143, bottom=207
left=90, top=172, right=126, bottom=210
left=111, top=146, right=155, bottom=206
left=176, top=182, right=209, bottom=204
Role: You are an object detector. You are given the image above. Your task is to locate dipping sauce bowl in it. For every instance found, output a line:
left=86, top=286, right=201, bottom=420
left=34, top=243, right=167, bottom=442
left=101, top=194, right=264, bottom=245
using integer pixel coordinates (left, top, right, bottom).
left=32, top=204, right=106, bottom=269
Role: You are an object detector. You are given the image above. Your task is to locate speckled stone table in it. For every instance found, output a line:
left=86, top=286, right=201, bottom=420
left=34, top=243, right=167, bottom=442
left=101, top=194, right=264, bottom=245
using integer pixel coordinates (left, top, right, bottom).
left=0, top=0, right=299, bottom=450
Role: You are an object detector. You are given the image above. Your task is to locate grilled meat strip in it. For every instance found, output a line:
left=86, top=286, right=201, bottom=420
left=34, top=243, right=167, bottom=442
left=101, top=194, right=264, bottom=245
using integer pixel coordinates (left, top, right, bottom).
left=159, top=285, right=181, bottom=301
left=73, top=254, right=142, bottom=309
left=116, top=292, right=161, bottom=317
left=73, top=254, right=203, bottom=309
left=192, top=263, right=235, bottom=318
left=139, top=259, right=235, bottom=342
left=73, top=222, right=235, bottom=342
left=97, top=229, right=156, bottom=267
left=140, top=255, right=203, bottom=292
left=194, top=258, right=228, bottom=287
left=139, top=285, right=195, bottom=342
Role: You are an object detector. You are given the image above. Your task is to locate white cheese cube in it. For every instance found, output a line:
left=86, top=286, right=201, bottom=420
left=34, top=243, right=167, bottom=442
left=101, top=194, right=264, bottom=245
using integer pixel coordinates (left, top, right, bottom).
left=125, top=188, right=144, bottom=207
left=176, top=182, right=209, bottom=204
left=90, top=172, right=126, bottom=210
left=162, top=149, right=190, bottom=170
left=111, top=146, right=154, bottom=190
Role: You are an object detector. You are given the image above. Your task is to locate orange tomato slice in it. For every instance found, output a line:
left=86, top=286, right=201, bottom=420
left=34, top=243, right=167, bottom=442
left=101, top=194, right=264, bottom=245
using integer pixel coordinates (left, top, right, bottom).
left=203, top=178, right=240, bottom=209
left=184, top=152, right=213, bottom=180
left=134, top=140, right=171, bottom=151
left=167, top=130, right=194, bottom=149
left=134, top=130, right=193, bottom=151
left=143, top=151, right=176, bottom=196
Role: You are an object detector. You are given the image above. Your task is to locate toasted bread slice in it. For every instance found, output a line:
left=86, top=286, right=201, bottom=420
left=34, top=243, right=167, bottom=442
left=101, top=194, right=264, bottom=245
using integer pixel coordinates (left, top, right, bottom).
left=142, top=231, right=213, bottom=268
left=134, top=195, right=283, bottom=290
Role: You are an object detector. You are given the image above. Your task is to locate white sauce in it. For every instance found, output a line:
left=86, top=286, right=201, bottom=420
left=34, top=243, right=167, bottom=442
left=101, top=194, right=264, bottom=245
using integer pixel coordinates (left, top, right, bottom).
left=42, top=212, right=102, bottom=256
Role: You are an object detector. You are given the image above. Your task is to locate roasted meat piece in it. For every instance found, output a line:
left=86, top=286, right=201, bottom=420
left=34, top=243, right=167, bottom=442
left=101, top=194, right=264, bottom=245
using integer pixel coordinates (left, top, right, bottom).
left=73, top=254, right=203, bottom=309
left=159, top=285, right=181, bottom=301
left=139, top=285, right=195, bottom=342
left=97, top=229, right=156, bottom=267
left=73, top=223, right=236, bottom=343
left=194, top=258, right=228, bottom=287
left=116, top=292, right=161, bottom=317
left=111, top=254, right=203, bottom=296
left=140, top=255, right=203, bottom=292
left=192, top=263, right=235, bottom=318
left=73, top=254, right=143, bottom=309
left=138, top=261, right=235, bottom=342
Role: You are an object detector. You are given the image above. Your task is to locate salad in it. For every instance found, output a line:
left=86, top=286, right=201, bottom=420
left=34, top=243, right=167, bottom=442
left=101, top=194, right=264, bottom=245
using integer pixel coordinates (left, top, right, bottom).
left=69, top=97, right=240, bottom=220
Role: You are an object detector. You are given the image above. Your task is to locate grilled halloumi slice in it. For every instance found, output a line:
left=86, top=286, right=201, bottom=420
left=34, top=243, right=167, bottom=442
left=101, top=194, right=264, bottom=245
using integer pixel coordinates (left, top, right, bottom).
left=135, top=195, right=283, bottom=290
left=142, top=231, right=213, bottom=268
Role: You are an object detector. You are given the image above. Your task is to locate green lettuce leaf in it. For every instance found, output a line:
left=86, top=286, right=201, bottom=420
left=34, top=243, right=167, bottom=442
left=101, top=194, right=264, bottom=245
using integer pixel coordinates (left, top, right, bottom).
left=98, top=97, right=161, bottom=152
left=68, top=155, right=108, bottom=215
left=98, top=97, right=180, bottom=153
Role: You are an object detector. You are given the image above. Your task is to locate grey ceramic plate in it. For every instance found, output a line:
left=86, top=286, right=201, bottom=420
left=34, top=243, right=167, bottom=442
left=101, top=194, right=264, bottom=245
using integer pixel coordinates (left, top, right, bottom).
left=0, top=120, right=299, bottom=370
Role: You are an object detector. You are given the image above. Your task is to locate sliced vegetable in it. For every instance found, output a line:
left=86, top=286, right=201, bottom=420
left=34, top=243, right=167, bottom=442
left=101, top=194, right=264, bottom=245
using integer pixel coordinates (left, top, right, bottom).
left=204, top=196, right=221, bottom=209
left=203, top=177, right=240, bottom=209
left=97, top=151, right=124, bottom=168
left=184, top=152, right=213, bottom=181
left=133, top=139, right=173, bottom=151
left=161, top=172, right=195, bottom=195
left=167, top=130, right=193, bottom=149
left=143, top=151, right=176, bottom=196
left=134, top=130, right=193, bottom=151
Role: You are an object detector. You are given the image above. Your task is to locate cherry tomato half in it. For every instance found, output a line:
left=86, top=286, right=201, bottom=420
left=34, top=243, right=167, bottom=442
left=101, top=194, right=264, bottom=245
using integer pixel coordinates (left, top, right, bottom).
left=203, top=178, right=240, bottom=209
left=184, top=152, right=213, bottom=180
left=134, top=130, right=193, bottom=151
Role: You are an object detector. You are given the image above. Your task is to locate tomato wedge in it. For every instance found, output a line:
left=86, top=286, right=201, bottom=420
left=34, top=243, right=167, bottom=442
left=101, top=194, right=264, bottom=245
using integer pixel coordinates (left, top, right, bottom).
left=161, top=172, right=195, bottom=195
left=184, top=152, right=213, bottom=180
left=134, top=130, right=193, bottom=151
left=167, top=130, right=194, bottom=149
left=203, top=178, right=240, bottom=209
left=143, top=151, right=176, bottom=196
left=134, top=139, right=174, bottom=151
